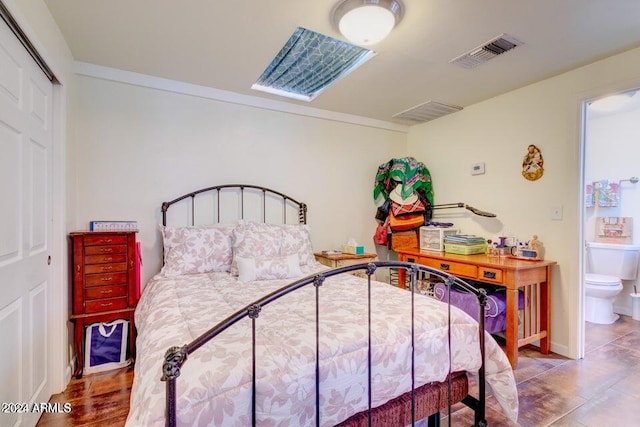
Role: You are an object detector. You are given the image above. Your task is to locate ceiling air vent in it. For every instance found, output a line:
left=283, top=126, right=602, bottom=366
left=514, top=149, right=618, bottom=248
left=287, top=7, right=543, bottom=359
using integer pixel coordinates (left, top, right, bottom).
left=392, top=101, right=462, bottom=124
left=450, top=33, right=522, bottom=69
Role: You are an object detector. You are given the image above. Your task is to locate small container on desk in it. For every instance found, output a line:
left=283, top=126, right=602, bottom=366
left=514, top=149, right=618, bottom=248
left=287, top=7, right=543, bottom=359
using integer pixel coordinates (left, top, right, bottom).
left=419, top=227, right=459, bottom=251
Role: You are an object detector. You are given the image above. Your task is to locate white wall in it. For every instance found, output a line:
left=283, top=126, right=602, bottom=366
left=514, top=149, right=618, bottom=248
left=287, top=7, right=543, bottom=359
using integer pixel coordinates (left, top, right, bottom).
left=72, top=75, right=406, bottom=285
left=407, top=46, right=640, bottom=359
left=585, top=101, right=640, bottom=314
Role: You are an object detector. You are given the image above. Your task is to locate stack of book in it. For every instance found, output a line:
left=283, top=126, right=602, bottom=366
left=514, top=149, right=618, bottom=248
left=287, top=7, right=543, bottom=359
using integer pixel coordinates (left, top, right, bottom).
left=443, top=235, right=487, bottom=255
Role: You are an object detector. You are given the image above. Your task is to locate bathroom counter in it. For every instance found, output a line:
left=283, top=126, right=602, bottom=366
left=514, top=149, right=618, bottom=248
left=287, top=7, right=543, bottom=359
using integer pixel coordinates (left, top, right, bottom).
left=395, top=247, right=557, bottom=369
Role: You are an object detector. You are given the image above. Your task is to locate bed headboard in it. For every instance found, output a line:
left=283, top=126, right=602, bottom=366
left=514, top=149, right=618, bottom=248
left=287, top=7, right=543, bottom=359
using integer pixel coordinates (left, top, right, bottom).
left=161, top=184, right=307, bottom=227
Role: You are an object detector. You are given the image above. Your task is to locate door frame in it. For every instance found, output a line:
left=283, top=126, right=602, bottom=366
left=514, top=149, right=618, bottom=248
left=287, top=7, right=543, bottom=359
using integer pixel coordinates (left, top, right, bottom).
left=576, top=82, right=640, bottom=360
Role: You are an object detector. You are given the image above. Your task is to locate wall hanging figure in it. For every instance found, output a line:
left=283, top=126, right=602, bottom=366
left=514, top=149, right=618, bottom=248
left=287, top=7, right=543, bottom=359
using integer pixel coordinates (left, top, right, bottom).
left=522, top=144, right=544, bottom=181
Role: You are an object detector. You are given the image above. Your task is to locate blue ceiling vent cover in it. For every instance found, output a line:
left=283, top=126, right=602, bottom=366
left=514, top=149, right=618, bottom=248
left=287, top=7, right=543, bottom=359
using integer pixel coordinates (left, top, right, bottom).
left=252, top=27, right=375, bottom=102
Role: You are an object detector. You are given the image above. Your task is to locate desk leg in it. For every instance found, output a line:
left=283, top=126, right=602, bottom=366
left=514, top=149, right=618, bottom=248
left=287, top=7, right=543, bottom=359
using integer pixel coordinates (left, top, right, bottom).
left=73, top=318, right=84, bottom=379
left=539, top=274, right=551, bottom=354
left=505, top=289, right=519, bottom=369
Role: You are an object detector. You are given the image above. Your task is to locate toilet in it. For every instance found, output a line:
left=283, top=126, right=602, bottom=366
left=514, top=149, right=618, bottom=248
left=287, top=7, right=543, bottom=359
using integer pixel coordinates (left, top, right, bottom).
left=585, top=242, right=640, bottom=324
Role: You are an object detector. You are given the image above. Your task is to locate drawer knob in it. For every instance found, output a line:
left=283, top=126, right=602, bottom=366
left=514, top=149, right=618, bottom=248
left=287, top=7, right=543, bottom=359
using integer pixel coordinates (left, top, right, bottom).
left=103, top=257, right=113, bottom=262
left=76, top=264, right=81, bottom=272
left=100, top=290, right=113, bottom=294
left=100, top=248, right=113, bottom=253
left=440, top=263, right=450, bottom=271
left=100, top=302, right=113, bottom=308
left=101, top=277, right=113, bottom=282
left=483, top=271, right=496, bottom=279
left=100, top=239, right=113, bottom=244
left=102, top=266, right=113, bottom=271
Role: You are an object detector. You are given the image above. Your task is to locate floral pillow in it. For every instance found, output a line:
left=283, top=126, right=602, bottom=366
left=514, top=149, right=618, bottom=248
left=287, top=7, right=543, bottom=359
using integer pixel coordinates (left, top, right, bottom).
left=239, top=221, right=314, bottom=262
left=235, top=254, right=303, bottom=282
left=160, top=225, right=234, bottom=277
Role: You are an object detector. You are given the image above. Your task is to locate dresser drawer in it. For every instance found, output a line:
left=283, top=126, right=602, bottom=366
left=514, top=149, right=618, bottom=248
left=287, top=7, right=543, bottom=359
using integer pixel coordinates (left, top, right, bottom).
left=83, top=235, right=127, bottom=246
left=336, top=257, right=376, bottom=268
left=85, top=285, right=128, bottom=300
left=84, top=244, right=126, bottom=256
left=85, top=297, right=128, bottom=313
left=316, top=257, right=336, bottom=268
left=85, top=272, right=128, bottom=287
left=420, top=257, right=477, bottom=279
left=478, top=267, right=503, bottom=284
left=84, top=254, right=127, bottom=265
left=84, top=262, right=128, bottom=274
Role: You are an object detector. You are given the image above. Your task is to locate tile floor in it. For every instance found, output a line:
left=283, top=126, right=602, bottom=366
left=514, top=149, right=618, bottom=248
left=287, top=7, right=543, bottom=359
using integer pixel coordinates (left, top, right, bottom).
left=449, top=314, right=640, bottom=426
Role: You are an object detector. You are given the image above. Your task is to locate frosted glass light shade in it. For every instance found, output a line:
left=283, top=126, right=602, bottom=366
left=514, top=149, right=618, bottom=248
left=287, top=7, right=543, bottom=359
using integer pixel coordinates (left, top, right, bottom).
left=332, top=0, right=404, bottom=46
left=589, top=94, right=633, bottom=112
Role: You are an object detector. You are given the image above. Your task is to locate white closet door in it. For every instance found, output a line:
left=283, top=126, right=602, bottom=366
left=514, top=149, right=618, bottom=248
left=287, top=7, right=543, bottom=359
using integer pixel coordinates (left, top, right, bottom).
left=0, top=14, right=53, bottom=427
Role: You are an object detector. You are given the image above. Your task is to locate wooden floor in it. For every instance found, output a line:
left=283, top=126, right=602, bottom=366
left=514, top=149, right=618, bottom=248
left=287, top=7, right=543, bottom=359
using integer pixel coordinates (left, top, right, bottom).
left=37, top=315, right=640, bottom=426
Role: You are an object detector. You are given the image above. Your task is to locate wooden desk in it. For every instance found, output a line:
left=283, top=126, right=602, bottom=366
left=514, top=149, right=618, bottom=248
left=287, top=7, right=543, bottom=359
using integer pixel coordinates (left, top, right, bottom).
left=395, top=247, right=556, bottom=369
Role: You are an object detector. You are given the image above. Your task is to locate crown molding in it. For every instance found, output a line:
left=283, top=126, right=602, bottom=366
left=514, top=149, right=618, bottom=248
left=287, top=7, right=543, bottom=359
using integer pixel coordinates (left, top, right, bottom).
left=74, top=61, right=409, bottom=133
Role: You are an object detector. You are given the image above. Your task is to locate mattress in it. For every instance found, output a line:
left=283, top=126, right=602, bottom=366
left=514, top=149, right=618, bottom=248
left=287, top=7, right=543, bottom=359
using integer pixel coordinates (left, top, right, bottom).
left=125, top=263, right=518, bottom=426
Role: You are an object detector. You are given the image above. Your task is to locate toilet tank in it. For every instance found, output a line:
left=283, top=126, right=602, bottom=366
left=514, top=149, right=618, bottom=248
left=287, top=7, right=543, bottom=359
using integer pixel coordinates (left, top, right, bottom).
left=586, top=242, right=640, bottom=280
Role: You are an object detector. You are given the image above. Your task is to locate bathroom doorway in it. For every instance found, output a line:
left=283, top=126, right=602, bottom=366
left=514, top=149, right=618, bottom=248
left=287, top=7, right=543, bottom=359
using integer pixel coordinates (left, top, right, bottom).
left=581, top=88, right=640, bottom=355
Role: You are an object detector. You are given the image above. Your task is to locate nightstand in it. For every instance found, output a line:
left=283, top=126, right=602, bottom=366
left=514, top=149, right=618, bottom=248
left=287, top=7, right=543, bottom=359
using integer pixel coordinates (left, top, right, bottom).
left=69, top=231, right=138, bottom=378
left=314, top=252, right=378, bottom=279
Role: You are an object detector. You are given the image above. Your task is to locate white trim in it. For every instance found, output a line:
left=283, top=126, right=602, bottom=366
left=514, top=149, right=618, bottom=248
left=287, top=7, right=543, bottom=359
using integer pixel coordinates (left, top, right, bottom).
left=74, top=61, right=409, bottom=133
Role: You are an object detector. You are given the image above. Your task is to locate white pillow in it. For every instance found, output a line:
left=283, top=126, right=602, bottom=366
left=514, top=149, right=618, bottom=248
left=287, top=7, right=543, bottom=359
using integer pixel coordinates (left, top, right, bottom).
left=160, top=225, right=234, bottom=277
left=236, top=254, right=303, bottom=282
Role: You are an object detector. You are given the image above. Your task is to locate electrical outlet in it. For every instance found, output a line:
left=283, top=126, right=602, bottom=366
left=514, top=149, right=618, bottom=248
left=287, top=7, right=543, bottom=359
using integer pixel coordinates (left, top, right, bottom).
left=550, top=205, right=563, bottom=220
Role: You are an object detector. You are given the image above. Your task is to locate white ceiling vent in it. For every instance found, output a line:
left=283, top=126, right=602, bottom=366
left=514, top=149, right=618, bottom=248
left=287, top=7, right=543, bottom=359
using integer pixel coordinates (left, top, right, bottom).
left=450, top=33, right=522, bottom=69
left=392, top=101, right=462, bottom=123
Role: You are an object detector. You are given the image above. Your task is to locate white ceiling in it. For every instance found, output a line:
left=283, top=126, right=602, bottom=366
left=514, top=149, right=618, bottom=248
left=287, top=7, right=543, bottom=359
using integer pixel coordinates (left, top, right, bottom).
left=43, top=0, right=640, bottom=125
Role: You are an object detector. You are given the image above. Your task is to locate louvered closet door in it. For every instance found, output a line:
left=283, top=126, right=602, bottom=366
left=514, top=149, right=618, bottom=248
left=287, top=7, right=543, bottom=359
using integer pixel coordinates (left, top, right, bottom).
left=0, top=15, right=53, bottom=427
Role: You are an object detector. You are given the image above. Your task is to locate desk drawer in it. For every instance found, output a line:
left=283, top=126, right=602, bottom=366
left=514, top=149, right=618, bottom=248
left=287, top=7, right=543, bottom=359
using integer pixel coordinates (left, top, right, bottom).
left=478, top=267, right=503, bottom=283
left=85, top=297, right=128, bottom=313
left=420, top=257, right=477, bottom=278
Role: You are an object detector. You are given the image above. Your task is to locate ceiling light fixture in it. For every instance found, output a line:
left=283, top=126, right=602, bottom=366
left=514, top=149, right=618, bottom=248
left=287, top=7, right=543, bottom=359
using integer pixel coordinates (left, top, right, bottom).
left=588, top=92, right=635, bottom=113
left=331, top=0, right=404, bottom=46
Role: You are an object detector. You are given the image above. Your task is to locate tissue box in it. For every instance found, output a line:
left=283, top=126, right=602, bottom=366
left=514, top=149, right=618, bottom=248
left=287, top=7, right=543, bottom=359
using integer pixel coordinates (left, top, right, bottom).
left=342, top=244, right=365, bottom=255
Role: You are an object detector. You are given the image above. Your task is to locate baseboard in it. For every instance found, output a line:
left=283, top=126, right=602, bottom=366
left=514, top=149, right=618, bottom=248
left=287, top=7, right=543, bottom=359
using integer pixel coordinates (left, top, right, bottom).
left=65, top=356, right=75, bottom=384
left=613, top=303, right=631, bottom=317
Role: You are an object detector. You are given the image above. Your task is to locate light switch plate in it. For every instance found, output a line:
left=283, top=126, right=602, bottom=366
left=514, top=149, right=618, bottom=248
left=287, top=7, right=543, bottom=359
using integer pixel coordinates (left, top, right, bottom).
left=471, top=162, right=485, bottom=175
left=550, top=205, right=563, bottom=220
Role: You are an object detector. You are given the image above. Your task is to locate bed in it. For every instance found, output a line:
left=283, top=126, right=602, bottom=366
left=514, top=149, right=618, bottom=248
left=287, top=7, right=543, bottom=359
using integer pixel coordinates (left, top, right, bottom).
left=125, top=185, right=518, bottom=426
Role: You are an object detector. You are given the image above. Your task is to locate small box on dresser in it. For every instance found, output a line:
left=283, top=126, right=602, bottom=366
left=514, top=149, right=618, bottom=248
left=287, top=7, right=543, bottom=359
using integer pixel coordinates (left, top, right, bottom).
left=69, top=231, right=138, bottom=378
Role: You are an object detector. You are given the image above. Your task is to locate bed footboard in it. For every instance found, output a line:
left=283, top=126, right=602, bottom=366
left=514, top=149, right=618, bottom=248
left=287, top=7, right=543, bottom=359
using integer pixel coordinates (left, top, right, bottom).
left=161, top=261, right=488, bottom=427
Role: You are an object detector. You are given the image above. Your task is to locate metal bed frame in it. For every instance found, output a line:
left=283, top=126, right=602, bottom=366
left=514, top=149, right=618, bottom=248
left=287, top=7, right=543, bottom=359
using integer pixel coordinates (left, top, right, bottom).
left=157, top=185, right=488, bottom=427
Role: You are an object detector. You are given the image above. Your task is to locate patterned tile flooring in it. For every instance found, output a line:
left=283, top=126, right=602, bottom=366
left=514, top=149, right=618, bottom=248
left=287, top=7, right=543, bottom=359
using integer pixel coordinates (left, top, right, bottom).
left=449, top=314, right=640, bottom=426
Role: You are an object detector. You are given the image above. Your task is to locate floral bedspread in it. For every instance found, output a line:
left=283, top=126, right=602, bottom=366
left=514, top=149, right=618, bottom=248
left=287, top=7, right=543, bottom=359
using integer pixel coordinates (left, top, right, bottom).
left=125, top=264, right=518, bottom=426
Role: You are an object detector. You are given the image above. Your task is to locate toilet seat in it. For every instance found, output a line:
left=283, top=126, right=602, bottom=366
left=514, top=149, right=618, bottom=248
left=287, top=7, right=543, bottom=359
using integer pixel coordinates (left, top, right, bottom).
left=585, top=273, right=621, bottom=286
